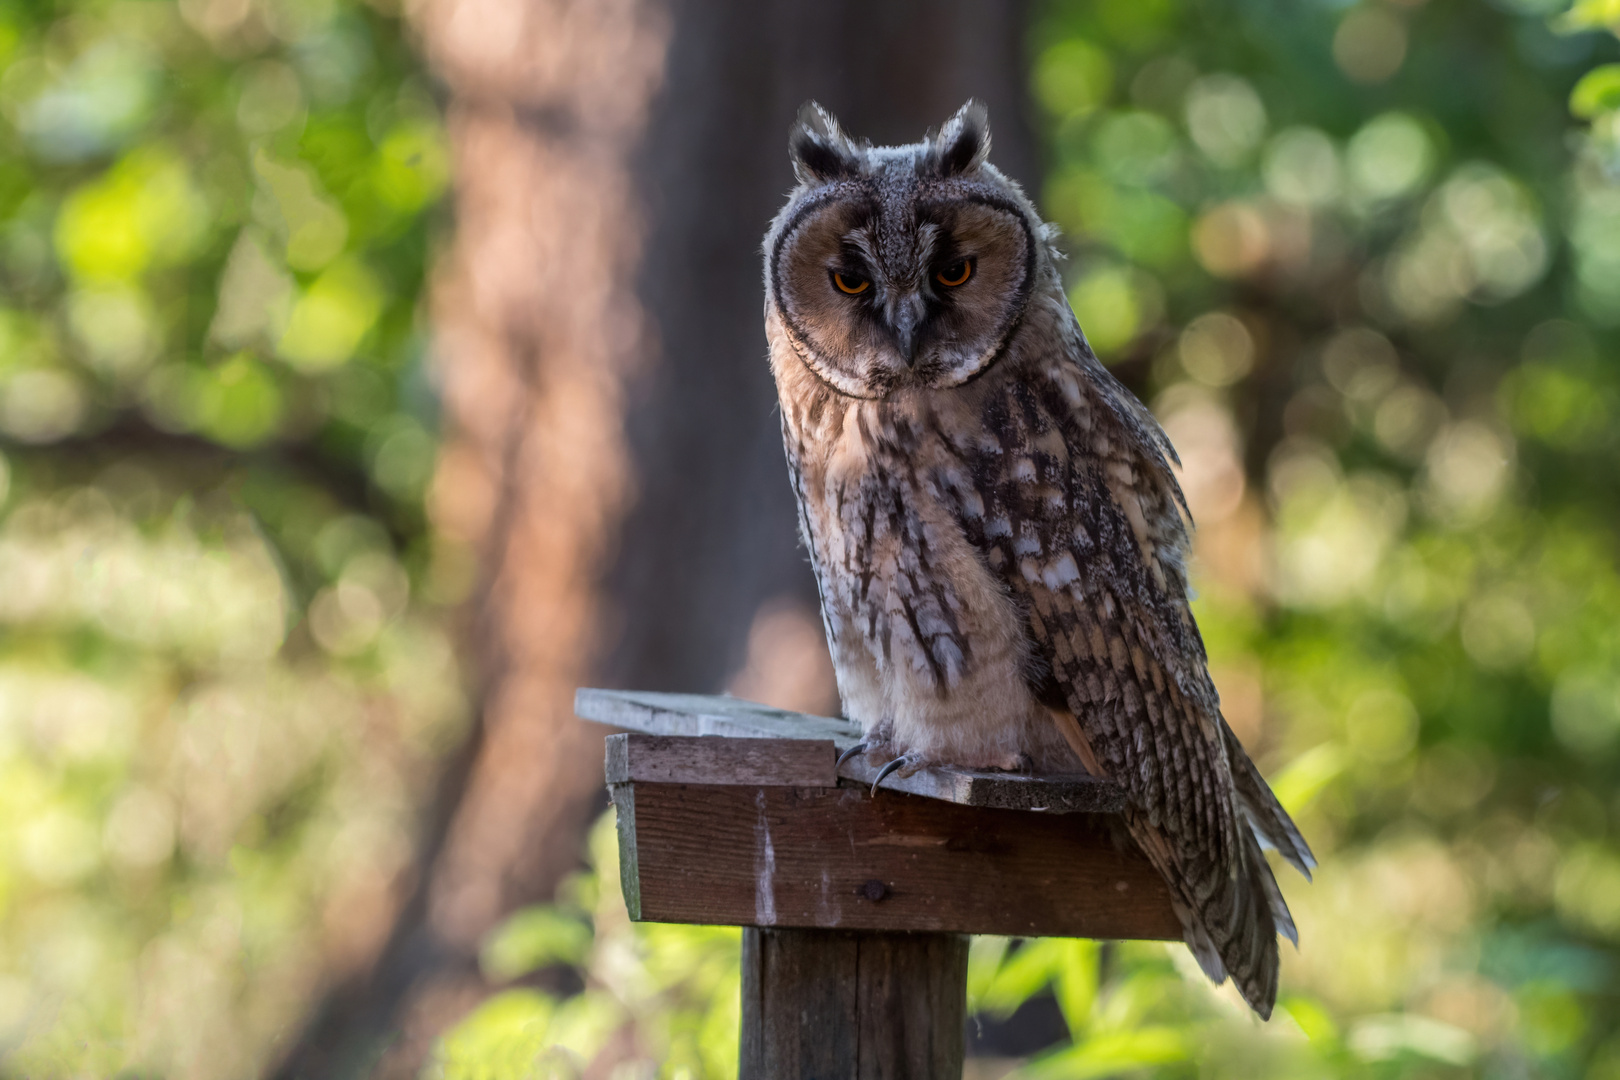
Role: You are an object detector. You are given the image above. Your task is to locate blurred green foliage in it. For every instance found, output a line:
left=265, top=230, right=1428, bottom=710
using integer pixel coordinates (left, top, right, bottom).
left=428, top=817, right=742, bottom=1080
left=6, top=0, right=1620, bottom=1072
left=435, top=0, right=1620, bottom=1077
left=0, top=0, right=462, bottom=1072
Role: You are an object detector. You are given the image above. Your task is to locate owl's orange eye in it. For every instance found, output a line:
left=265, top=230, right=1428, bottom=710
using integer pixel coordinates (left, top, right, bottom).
left=936, top=259, right=973, bottom=287
left=833, top=271, right=870, bottom=295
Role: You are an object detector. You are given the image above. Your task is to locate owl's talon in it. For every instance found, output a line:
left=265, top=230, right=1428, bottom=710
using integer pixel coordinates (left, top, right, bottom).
left=836, top=741, right=868, bottom=767
left=870, top=754, right=916, bottom=794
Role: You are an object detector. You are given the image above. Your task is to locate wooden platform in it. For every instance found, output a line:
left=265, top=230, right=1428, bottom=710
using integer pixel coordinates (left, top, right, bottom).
left=577, top=689, right=1179, bottom=941
left=580, top=688, right=1124, bottom=813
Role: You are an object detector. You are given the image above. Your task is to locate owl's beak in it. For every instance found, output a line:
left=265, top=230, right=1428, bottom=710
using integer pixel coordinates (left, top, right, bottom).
left=887, top=292, right=926, bottom=367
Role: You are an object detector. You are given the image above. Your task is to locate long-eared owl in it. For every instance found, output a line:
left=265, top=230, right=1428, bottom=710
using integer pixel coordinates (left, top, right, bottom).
left=761, top=101, right=1315, bottom=1017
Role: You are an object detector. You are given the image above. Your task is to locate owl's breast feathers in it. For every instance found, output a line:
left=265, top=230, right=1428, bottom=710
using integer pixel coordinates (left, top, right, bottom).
left=776, top=341, right=1047, bottom=771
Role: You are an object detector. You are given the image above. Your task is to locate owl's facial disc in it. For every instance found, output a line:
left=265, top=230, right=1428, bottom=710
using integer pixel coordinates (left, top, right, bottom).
left=772, top=189, right=1035, bottom=397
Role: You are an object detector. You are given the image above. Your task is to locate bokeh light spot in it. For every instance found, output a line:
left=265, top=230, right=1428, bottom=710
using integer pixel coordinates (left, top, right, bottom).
left=1192, top=201, right=1270, bottom=277
left=236, top=61, right=306, bottom=135
left=1347, top=112, right=1433, bottom=203
left=1334, top=7, right=1409, bottom=84
left=1185, top=74, right=1266, bottom=166
left=277, top=258, right=383, bottom=370
left=1264, top=127, right=1342, bottom=208
left=1179, top=312, right=1254, bottom=387
left=0, top=369, right=86, bottom=443
left=1033, top=39, right=1115, bottom=119
left=55, top=149, right=206, bottom=284
left=1069, top=265, right=1164, bottom=357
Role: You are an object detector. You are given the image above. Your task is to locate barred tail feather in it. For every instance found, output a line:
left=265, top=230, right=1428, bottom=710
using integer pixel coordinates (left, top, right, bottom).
left=1222, top=718, right=1317, bottom=880
left=1172, top=894, right=1227, bottom=983
left=1224, top=833, right=1282, bottom=1018
left=1126, top=815, right=1281, bottom=1018
left=1253, top=839, right=1299, bottom=947
left=1047, top=708, right=1302, bottom=1019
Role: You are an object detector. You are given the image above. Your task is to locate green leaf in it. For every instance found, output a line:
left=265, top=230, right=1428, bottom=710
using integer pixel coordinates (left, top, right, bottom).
left=966, top=935, right=1013, bottom=1011
left=1280, top=993, right=1342, bottom=1047
left=1018, top=1026, right=1190, bottom=1080
left=976, top=938, right=1067, bottom=1016
left=1269, top=742, right=1346, bottom=816
left=429, top=989, right=556, bottom=1080
left=1556, top=0, right=1620, bottom=34
left=1052, top=940, right=1100, bottom=1038
left=1571, top=64, right=1620, bottom=120
left=479, top=907, right=593, bottom=982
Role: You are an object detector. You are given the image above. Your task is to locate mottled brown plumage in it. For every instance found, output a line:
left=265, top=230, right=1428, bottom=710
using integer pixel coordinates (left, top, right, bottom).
left=762, top=102, right=1314, bottom=1017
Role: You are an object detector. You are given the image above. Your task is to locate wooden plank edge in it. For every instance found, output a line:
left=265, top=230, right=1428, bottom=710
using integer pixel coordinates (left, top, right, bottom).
left=576, top=688, right=859, bottom=742
left=609, top=783, right=642, bottom=921
left=605, top=733, right=838, bottom=787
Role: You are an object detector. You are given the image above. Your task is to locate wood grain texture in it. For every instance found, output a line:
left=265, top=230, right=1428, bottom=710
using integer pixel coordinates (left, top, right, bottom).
left=578, top=688, right=861, bottom=742
left=739, top=928, right=967, bottom=1080
left=579, top=689, right=1126, bottom=813
left=837, top=755, right=1122, bottom=813
left=853, top=932, right=968, bottom=1080
left=605, top=733, right=837, bottom=787
left=612, top=780, right=1181, bottom=939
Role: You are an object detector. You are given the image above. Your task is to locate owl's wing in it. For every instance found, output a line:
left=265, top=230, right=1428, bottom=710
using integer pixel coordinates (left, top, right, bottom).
left=946, top=348, right=1311, bottom=1017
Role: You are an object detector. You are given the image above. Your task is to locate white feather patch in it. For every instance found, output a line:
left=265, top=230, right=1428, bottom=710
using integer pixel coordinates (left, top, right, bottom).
left=1042, top=552, right=1081, bottom=590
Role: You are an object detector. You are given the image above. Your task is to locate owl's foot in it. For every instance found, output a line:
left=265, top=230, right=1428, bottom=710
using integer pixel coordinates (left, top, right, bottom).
left=840, top=718, right=897, bottom=770
left=870, top=753, right=923, bottom=794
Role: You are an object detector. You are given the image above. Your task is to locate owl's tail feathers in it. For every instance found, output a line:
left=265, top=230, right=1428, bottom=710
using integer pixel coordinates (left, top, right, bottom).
left=1222, top=718, right=1317, bottom=881
left=1135, top=818, right=1286, bottom=1019
left=1051, top=705, right=1295, bottom=1017
left=1203, top=832, right=1290, bottom=1018
left=1255, top=837, right=1299, bottom=948
left=1228, top=832, right=1286, bottom=1016
left=1187, top=724, right=1313, bottom=1017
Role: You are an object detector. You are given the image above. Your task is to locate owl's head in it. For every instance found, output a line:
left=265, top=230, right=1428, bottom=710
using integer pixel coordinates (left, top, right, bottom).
left=764, top=101, right=1050, bottom=399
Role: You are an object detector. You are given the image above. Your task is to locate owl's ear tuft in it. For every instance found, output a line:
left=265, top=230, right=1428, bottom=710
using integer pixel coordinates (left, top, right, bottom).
left=789, top=102, right=861, bottom=184
left=926, top=100, right=991, bottom=177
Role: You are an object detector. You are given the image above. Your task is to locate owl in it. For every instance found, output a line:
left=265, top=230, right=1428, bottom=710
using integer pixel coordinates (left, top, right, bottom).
left=761, top=101, right=1315, bottom=1017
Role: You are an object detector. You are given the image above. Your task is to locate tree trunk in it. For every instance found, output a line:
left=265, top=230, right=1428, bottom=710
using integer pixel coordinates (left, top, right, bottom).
left=271, top=2, right=1032, bottom=1076
left=603, top=0, right=1038, bottom=694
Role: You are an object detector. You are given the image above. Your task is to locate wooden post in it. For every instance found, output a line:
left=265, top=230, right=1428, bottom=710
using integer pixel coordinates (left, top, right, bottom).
left=740, top=928, right=967, bottom=1080
left=579, top=689, right=1181, bottom=1080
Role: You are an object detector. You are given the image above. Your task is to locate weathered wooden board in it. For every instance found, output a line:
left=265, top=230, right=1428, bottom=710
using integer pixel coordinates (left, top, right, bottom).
left=609, top=778, right=1181, bottom=940
left=578, top=688, right=860, bottom=742
left=835, top=754, right=1122, bottom=814
left=739, top=928, right=967, bottom=1080
left=579, top=688, right=1125, bottom=814
left=605, top=733, right=837, bottom=787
